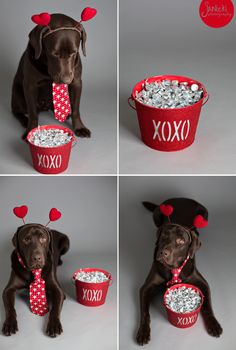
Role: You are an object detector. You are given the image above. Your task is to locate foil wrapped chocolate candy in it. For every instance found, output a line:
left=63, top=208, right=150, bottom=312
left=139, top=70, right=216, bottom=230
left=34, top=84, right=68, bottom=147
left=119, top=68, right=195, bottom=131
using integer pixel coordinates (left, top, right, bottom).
left=136, top=79, right=203, bottom=109
left=75, top=271, right=109, bottom=283
left=165, top=286, right=202, bottom=313
left=29, top=127, right=72, bottom=147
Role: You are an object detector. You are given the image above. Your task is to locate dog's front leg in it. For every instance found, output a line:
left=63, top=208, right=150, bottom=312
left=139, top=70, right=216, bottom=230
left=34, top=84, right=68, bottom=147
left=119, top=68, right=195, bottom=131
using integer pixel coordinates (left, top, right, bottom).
left=2, top=271, right=25, bottom=336
left=187, top=270, right=223, bottom=337
left=46, top=281, right=65, bottom=338
left=136, top=266, right=164, bottom=345
left=69, top=80, right=91, bottom=138
left=22, top=81, right=39, bottom=139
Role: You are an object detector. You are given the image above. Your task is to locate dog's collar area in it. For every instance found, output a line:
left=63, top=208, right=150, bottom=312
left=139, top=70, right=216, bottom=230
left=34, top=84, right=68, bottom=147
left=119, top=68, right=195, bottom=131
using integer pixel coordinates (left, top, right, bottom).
left=17, top=252, right=27, bottom=269
left=167, top=255, right=190, bottom=286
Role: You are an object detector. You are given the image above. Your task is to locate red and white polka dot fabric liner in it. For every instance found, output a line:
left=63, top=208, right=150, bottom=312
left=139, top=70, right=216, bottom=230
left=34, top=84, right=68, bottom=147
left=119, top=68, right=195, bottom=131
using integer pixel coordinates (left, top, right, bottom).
left=29, top=269, right=49, bottom=316
left=52, top=83, right=71, bottom=122
left=167, top=255, right=190, bottom=287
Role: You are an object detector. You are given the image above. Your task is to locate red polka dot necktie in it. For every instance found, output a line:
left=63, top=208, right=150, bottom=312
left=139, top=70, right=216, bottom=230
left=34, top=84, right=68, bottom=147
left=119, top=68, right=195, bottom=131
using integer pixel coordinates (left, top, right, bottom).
left=52, top=83, right=71, bottom=122
left=17, top=253, right=49, bottom=316
left=167, top=255, right=190, bottom=286
left=29, top=269, right=49, bottom=316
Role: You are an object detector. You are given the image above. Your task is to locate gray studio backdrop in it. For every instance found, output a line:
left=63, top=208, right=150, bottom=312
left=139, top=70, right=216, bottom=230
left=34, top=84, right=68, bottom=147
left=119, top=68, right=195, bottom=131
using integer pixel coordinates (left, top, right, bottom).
left=0, top=176, right=117, bottom=350
left=120, top=0, right=236, bottom=174
left=0, top=0, right=117, bottom=174
left=120, top=176, right=236, bottom=350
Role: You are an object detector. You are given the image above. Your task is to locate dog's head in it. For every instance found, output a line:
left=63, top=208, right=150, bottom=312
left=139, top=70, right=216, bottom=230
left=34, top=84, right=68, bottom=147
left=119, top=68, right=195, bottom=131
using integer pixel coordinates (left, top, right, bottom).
left=155, top=223, right=201, bottom=268
left=12, top=224, right=52, bottom=270
left=29, top=14, right=87, bottom=84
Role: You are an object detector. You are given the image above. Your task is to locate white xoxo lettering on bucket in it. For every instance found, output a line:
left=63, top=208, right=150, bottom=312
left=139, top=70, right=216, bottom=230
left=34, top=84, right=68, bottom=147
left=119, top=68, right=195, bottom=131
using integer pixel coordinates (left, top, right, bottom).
left=152, top=120, right=190, bottom=142
left=82, top=288, right=103, bottom=302
left=37, top=154, right=62, bottom=169
left=177, top=314, right=198, bottom=326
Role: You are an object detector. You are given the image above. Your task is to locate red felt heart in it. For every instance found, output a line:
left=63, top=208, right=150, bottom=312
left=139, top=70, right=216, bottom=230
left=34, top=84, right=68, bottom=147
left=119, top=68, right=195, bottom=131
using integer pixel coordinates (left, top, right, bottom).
left=160, top=204, right=173, bottom=217
left=193, top=215, right=208, bottom=229
left=31, top=12, right=51, bottom=26
left=81, top=7, right=97, bottom=22
left=49, top=208, right=61, bottom=222
left=13, top=205, right=28, bottom=219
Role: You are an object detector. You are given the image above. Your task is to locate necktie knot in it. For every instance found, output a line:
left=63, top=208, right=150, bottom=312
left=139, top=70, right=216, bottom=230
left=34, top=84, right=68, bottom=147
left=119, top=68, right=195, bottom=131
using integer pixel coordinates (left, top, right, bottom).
left=167, top=255, right=190, bottom=287
left=32, top=269, right=42, bottom=279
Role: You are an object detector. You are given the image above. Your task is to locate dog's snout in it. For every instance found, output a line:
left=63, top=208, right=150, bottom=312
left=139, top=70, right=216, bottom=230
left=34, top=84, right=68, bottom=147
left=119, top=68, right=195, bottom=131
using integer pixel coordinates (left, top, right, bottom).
left=161, top=248, right=170, bottom=258
left=32, top=254, right=43, bottom=263
left=59, top=72, right=73, bottom=84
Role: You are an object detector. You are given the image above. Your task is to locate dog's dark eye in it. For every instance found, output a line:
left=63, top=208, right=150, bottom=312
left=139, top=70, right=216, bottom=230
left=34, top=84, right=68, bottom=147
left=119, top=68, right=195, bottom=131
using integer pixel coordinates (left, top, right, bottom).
left=51, top=52, right=60, bottom=58
left=39, top=236, right=47, bottom=244
left=23, top=237, right=31, bottom=244
left=176, top=238, right=185, bottom=246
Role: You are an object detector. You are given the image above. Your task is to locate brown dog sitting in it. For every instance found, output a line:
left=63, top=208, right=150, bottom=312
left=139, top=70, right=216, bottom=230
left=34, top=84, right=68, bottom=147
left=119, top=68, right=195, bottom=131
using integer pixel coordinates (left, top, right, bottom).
left=2, top=224, right=69, bottom=337
left=11, top=13, right=91, bottom=139
left=136, top=197, right=222, bottom=345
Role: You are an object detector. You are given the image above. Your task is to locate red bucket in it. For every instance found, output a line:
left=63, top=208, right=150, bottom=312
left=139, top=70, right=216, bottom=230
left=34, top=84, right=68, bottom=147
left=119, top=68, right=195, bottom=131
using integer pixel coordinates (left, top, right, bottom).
left=72, top=268, right=112, bottom=307
left=27, top=125, right=75, bottom=174
left=164, top=283, right=204, bottom=329
left=128, top=75, right=209, bottom=152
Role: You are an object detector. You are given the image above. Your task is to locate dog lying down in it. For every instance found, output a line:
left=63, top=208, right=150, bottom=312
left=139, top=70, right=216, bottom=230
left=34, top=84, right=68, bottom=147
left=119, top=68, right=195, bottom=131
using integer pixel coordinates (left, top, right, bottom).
left=2, top=224, right=70, bottom=337
left=136, top=197, right=222, bottom=345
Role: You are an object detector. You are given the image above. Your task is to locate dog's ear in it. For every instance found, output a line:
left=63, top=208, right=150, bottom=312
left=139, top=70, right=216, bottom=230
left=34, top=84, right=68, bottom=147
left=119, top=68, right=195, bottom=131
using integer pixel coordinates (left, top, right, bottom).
left=188, top=230, right=201, bottom=258
left=12, top=232, right=17, bottom=248
left=47, top=228, right=54, bottom=255
left=153, top=205, right=164, bottom=228
left=29, top=26, right=48, bottom=59
left=12, top=227, right=21, bottom=248
left=80, top=27, right=87, bottom=57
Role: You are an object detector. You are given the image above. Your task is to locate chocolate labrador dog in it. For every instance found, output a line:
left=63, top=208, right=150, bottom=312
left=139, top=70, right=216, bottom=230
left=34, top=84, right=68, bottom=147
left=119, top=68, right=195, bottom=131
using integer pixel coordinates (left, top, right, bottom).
left=2, top=224, right=69, bottom=337
left=136, top=198, right=222, bottom=345
left=11, top=14, right=90, bottom=139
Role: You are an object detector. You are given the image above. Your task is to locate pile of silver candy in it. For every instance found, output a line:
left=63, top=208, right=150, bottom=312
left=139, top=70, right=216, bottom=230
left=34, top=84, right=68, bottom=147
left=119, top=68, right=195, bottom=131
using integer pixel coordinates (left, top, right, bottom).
left=76, top=271, right=109, bottom=283
left=136, top=79, right=203, bottom=109
left=29, top=127, right=72, bottom=147
left=165, top=286, right=202, bottom=313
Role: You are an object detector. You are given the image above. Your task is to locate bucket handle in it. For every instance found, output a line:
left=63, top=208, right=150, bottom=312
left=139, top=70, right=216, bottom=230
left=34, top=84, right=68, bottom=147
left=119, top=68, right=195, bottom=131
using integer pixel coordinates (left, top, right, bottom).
left=128, top=96, right=136, bottom=110
left=108, top=274, right=113, bottom=286
left=71, top=132, right=77, bottom=148
left=72, top=139, right=77, bottom=148
left=202, top=93, right=209, bottom=106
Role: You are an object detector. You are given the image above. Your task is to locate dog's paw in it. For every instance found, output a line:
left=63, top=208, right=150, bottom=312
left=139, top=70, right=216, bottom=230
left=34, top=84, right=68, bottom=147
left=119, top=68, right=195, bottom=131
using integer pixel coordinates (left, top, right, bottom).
left=46, top=317, right=63, bottom=338
left=136, top=324, right=151, bottom=345
left=2, top=317, right=18, bottom=336
left=205, top=316, right=223, bottom=337
left=22, top=125, right=38, bottom=140
left=74, top=127, right=91, bottom=138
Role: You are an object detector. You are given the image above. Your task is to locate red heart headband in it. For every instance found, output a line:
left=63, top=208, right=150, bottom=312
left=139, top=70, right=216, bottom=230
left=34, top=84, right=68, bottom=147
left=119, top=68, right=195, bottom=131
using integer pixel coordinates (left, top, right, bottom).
left=159, top=204, right=208, bottom=229
left=31, top=8, right=97, bottom=38
left=13, top=205, right=62, bottom=226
